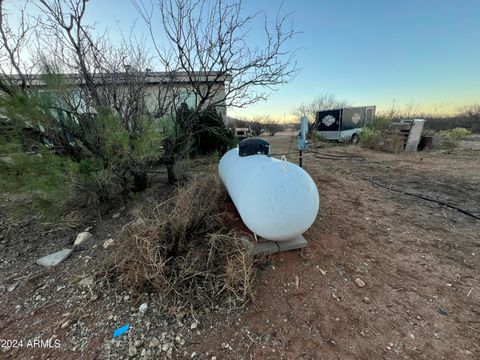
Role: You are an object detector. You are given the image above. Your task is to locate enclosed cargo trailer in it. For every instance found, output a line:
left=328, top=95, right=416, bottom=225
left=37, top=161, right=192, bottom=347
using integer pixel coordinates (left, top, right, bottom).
left=314, top=106, right=376, bottom=143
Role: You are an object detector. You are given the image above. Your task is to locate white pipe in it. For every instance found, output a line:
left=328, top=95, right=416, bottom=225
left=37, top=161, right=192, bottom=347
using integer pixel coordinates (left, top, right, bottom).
left=219, top=148, right=319, bottom=241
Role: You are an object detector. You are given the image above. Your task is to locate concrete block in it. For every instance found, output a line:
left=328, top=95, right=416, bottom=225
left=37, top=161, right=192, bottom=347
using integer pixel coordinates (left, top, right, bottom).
left=405, top=119, right=425, bottom=151
left=276, top=235, right=308, bottom=252
left=251, top=241, right=278, bottom=256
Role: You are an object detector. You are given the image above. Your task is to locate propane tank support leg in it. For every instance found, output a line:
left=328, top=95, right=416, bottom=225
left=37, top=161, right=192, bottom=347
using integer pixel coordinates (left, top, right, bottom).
left=250, top=235, right=308, bottom=256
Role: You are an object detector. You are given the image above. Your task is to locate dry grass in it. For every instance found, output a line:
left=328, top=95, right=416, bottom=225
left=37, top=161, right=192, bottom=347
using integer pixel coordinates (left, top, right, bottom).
left=106, top=172, right=258, bottom=315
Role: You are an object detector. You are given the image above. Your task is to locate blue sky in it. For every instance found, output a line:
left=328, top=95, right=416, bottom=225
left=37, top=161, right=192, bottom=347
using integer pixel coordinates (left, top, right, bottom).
left=234, top=0, right=480, bottom=119
left=12, top=0, right=480, bottom=119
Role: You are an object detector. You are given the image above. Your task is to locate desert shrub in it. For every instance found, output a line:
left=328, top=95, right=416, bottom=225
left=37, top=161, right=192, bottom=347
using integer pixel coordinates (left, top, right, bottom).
left=0, top=143, right=79, bottom=219
left=424, top=117, right=480, bottom=133
left=263, top=122, right=284, bottom=136
left=367, top=116, right=391, bottom=131
left=437, top=137, right=458, bottom=150
left=310, top=132, right=326, bottom=148
left=249, top=121, right=263, bottom=136
left=358, top=128, right=381, bottom=149
left=445, top=127, right=472, bottom=139
left=0, top=86, right=165, bottom=218
left=106, top=172, right=258, bottom=315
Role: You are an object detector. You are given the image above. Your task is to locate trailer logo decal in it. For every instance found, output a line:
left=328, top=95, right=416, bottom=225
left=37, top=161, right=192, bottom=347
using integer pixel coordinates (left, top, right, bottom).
left=322, top=115, right=335, bottom=127
left=352, top=113, right=361, bottom=124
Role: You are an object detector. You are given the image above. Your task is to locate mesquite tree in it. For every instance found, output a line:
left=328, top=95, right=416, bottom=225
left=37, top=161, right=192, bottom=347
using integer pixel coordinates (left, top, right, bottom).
left=135, top=0, right=298, bottom=183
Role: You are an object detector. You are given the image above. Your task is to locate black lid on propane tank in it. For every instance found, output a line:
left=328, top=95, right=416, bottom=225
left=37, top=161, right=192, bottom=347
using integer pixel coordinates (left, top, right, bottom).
left=239, top=138, right=270, bottom=157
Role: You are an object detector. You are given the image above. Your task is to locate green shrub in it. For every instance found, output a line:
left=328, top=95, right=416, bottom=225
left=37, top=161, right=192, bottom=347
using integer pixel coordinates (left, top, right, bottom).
left=0, top=82, right=165, bottom=218
left=192, top=107, right=235, bottom=156
left=446, top=127, right=472, bottom=139
left=367, top=116, right=391, bottom=131
left=310, top=132, right=326, bottom=148
left=358, top=128, right=381, bottom=148
left=0, top=144, right=79, bottom=219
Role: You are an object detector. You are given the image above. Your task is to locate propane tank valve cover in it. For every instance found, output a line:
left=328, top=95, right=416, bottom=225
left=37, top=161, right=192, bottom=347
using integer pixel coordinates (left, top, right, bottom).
left=238, top=138, right=270, bottom=157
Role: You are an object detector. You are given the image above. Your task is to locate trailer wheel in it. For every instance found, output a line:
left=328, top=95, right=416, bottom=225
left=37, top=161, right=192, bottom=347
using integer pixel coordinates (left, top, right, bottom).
left=351, top=133, right=359, bottom=144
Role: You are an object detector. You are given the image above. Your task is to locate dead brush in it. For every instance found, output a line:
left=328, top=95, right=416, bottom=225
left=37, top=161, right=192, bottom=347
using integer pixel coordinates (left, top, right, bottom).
left=106, top=172, right=259, bottom=315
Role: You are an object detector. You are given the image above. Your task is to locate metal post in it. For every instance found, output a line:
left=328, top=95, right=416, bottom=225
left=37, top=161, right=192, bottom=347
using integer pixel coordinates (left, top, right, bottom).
left=298, top=116, right=308, bottom=168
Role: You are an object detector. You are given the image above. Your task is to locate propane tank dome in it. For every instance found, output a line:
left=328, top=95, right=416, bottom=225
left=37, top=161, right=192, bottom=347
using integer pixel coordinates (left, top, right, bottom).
left=238, top=138, right=270, bottom=157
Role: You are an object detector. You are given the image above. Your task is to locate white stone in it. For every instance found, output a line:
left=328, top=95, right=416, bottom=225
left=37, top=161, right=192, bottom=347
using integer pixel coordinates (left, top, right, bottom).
left=74, top=232, right=92, bottom=246
left=354, top=278, right=366, bottom=288
left=148, top=337, right=160, bottom=348
left=103, top=239, right=114, bottom=249
left=129, top=345, right=138, bottom=357
left=36, top=249, right=73, bottom=267
left=139, top=303, right=148, bottom=314
left=61, top=320, right=70, bottom=329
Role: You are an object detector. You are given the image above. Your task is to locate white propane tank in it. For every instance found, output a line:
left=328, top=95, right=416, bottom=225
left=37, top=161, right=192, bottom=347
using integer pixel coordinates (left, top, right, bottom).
left=219, top=146, right=319, bottom=242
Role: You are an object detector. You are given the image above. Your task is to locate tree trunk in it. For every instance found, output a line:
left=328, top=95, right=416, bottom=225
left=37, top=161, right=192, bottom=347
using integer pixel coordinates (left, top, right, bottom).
left=132, top=168, right=148, bottom=192
left=166, top=162, right=176, bottom=185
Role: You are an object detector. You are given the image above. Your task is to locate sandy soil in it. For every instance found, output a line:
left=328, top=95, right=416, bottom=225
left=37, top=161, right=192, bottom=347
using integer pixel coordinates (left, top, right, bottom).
left=1, top=135, right=479, bottom=359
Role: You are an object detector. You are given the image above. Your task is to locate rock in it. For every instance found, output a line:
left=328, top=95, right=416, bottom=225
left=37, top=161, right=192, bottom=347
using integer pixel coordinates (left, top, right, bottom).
left=141, top=348, right=147, bottom=357
left=61, top=320, right=70, bottom=329
left=139, top=303, right=148, bottom=314
left=161, top=342, right=172, bottom=352
left=134, top=340, right=142, bottom=347
left=7, top=283, right=17, bottom=292
left=108, top=315, right=114, bottom=321
left=363, top=297, right=371, bottom=304
left=149, top=337, right=160, bottom=348
left=112, top=212, right=121, bottom=219
left=166, top=348, right=173, bottom=359
left=129, top=344, right=138, bottom=357
left=354, top=278, right=366, bottom=288
left=437, top=306, right=449, bottom=316
left=74, top=232, right=92, bottom=246
left=190, top=321, right=198, bottom=330
left=36, top=249, right=73, bottom=267
left=103, top=239, right=114, bottom=249
left=191, top=352, right=197, bottom=358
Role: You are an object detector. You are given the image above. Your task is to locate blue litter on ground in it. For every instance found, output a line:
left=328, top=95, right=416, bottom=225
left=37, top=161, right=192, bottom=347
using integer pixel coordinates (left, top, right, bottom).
left=113, top=324, right=130, bottom=338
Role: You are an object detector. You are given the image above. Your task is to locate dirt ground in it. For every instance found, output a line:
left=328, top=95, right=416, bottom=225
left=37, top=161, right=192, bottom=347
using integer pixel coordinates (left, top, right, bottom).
left=1, top=134, right=479, bottom=359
